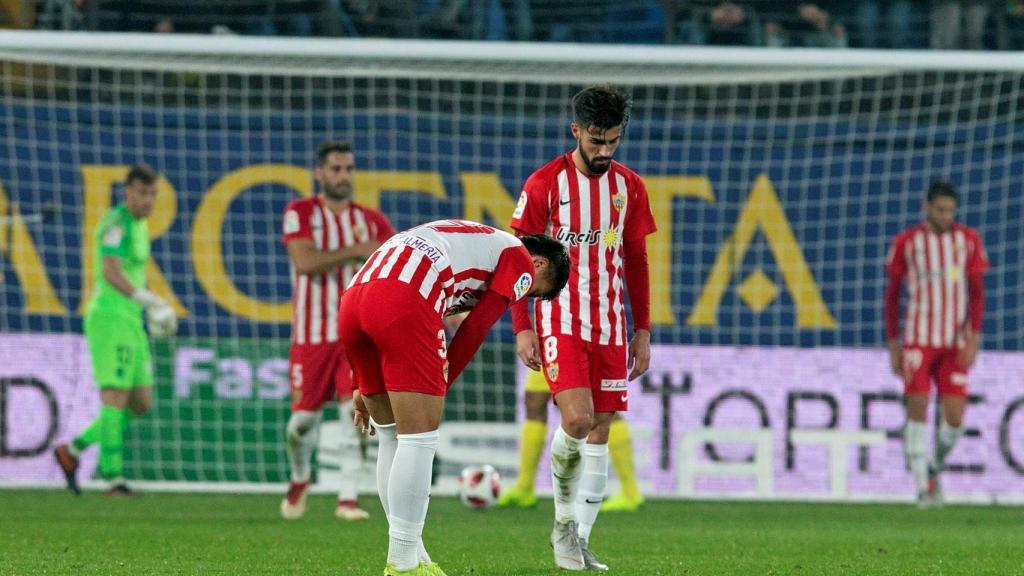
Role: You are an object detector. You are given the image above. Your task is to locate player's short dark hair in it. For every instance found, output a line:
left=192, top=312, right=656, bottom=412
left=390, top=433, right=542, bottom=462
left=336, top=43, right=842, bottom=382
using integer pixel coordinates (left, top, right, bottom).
left=572, top=84, right=632, bottom=130
left=317, top=140, right=354, bottom=166
left=520, top=234, right=570, bottom=301
left=927, top=180, right=958, bottom=204
left=125, top=164, right=158, bottom=186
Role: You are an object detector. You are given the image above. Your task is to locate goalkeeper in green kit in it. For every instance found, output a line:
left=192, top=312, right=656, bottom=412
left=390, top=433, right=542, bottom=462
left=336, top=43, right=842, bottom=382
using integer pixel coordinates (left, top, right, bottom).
left=54, top=164, right=177, bottom=496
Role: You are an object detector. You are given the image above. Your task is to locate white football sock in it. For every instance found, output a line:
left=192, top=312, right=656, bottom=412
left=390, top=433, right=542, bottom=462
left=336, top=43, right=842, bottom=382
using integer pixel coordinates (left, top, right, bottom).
left=285, top=410, right=321, bottom=483
left=371, top=418, right=398, bottom=517
left=372, top=419, right=431, bottom=564
left=386, top=430, right=438, bottom=571
left=550, top=426, right=585, bottom=525
left=934, top=418, right=963, bottom=470
left=336, top=402, right=363, bottom=502
left=576, top=442, right=608, bottom=541
left=904, top=419, right=929, bottom=492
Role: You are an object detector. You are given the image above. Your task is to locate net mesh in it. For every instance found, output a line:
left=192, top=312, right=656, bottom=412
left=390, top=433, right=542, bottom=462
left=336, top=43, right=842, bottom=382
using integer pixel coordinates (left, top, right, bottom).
left=1, top=36, right=1021, bottom=494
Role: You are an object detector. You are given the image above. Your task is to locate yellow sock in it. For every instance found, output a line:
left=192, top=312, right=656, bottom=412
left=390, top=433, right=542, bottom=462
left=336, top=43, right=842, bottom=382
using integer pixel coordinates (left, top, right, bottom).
left=608, top=419, right=640, bottom=500
left=515, top=419, right=547, bottom=491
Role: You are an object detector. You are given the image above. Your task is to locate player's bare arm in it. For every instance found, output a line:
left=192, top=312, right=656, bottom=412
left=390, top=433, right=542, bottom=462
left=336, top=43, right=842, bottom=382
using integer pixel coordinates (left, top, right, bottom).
left=351, top=389, right=373, bottom=436
left=627, top=329, right=651, bottom=381
left=887, top=338, right=904, bottom=380
left=285, top=237, right=381, bottom=276
left=516, top=329, right=542, bottom=371
left=957, top=327, right=980, bottom=370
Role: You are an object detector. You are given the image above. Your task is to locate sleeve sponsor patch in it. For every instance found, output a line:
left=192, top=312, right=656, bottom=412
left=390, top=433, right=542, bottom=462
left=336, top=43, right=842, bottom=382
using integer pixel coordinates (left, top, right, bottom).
left=513, top=272, right=533, bottom=301
left=283, top=210, right=300, bottom=234
left=512, top=190, right=528, bottom=220
left=102, top=225, right=124, bottom=248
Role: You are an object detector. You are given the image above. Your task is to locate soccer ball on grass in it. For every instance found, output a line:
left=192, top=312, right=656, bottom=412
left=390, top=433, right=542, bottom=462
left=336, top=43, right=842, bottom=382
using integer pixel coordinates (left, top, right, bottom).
left=457, top=464, right=501, bottom=509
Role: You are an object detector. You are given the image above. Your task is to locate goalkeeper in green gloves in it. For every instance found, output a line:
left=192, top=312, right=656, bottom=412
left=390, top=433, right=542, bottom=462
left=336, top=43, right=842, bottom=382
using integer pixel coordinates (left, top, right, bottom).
left=54, top=164, right=177, bottom=496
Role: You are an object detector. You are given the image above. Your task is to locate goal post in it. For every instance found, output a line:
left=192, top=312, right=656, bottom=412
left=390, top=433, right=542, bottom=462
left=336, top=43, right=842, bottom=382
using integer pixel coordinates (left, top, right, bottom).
left=1, top=31, right=1021, bottom=501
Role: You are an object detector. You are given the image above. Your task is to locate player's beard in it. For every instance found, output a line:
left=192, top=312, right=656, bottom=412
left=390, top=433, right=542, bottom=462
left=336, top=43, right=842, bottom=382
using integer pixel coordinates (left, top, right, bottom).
left=926, top=213, right=952, bottom=233
left=578, top=140, right=611, bottom=175
left=323, top=181, right=353, bottom=201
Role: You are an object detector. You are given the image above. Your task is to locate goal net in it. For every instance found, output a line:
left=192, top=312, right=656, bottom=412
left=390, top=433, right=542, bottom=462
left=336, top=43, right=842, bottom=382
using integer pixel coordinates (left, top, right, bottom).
left=1, top=32, right=1021, bottom=501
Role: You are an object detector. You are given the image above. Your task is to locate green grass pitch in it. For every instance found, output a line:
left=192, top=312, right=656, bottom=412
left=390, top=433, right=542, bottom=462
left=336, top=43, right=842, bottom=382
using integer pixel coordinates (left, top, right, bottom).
left=2, top=489, right=1022, bottom=575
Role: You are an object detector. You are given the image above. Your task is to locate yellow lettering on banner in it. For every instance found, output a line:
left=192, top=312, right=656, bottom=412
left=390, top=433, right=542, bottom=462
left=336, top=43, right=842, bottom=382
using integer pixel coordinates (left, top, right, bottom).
left=687, top=174, right=836, bottom=328
left=355, top=171, right=448, bottom=210
left=193, top=168, right=447, bottom=323
left=192, top=164, right=310, bottom=322
left=0, top=183, right=66, bottom=314
left=460, top=172, right=514, bottom=232
left=79, top=166, right=185, bottom=316
left=645, top=176, right=716, bottom=326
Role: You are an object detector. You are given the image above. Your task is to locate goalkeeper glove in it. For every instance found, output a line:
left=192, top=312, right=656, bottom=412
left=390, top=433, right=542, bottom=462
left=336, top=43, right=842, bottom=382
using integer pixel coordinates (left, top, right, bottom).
left=133, top=289, right=177, bottom=338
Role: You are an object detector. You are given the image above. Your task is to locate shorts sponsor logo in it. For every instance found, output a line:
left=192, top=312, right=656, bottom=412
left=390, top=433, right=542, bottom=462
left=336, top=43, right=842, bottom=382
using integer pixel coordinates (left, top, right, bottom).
left=513, top=273, right=533, bottom=301
left=601, top=378, right=627, bottom=391
left=512, top=191, right=528, bottom=219
left=546, top=362, right=559, bottom=382
left=103, top=225, right=123, bottom=248
left=283, top=210, right=300, bottom=234
left=952, top=373, right=968, bottom=386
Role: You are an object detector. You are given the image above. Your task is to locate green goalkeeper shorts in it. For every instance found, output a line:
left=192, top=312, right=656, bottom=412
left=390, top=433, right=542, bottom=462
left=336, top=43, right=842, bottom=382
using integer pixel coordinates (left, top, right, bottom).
left=84, top=310, right=153, bottom=389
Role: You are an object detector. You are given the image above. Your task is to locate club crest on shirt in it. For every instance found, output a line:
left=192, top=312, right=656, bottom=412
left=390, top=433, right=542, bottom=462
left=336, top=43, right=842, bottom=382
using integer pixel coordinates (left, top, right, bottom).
left=513, top=273, right=533, bottom=301
left=601, top=228, right=621, bottom=249
left=948, top=266, right=962, bottom=280
left=546, top=362, right=559, bottom=382
left=512, top=190, right=528, bottom=219
left=352, top=223, right=367, bottom=240
left=103, top=225, right=124, bottom=248
left=612, top=191, right=627, bottom=212
left=283, top=210, right=300, bottom=234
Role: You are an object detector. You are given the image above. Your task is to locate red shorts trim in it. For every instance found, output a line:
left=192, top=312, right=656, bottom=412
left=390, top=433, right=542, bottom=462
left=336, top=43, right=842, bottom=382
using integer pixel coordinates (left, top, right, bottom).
left=288, top=342, right=353, bottom=411
left=539, top=333, right=627, bottom=412
left=339, top=280, right=447, bottom=398
left=902, top=346, right=968, bottom=397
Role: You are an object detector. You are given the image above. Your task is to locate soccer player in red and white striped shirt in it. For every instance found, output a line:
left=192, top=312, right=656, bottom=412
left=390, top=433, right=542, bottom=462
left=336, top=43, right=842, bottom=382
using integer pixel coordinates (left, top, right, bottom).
left=510, top=85, right=657, bottom=571
left=280, top=140, right=395, bottom=521
left=341, top=221, right=569, bottom=575
left=885, top=180, right=989, bottom=507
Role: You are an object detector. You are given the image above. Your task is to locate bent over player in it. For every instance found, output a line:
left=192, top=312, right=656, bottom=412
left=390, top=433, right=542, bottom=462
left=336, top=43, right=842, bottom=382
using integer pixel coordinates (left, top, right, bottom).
left=885, top=180, right=988, bottom=507
left=340, top=220, right=569, bottom=576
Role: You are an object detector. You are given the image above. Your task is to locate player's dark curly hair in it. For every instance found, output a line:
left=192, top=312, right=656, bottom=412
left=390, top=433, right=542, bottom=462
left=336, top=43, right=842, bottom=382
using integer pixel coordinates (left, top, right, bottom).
left=520, top=234, right=570, bottom=301
left=572, top=84, right=632, bottom=130
left=927, top=180, right=958, bottom=204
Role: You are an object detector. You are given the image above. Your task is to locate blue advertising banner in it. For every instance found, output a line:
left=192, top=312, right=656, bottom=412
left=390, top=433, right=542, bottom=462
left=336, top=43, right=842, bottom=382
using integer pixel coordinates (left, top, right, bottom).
left=1, top=101, right=1020, bottom=350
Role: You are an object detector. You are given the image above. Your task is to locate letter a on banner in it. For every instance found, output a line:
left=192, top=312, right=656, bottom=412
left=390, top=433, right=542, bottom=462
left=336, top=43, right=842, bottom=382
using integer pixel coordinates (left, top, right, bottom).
left=687, top=174, right=836, bottom=328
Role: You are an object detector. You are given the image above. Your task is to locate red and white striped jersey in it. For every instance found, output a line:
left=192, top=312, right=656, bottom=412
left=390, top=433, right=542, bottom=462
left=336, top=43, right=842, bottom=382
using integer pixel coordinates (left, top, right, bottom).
left=886, top=223, right=989, bottom=349
left=349, top=219, right=536, bottom=318
left=282, top=196, right=395, bottom=345
left=510, top=152, right=657, bottom=345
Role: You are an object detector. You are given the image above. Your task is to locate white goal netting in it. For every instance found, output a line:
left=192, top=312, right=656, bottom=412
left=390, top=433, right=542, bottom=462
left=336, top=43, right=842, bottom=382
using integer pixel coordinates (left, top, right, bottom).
left=1, top=33, right=1021, bottom=500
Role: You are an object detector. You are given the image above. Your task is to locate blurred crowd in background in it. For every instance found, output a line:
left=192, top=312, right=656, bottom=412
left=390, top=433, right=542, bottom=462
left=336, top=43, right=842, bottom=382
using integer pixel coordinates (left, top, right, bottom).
left=9, top=1, right=1024, bottom=50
